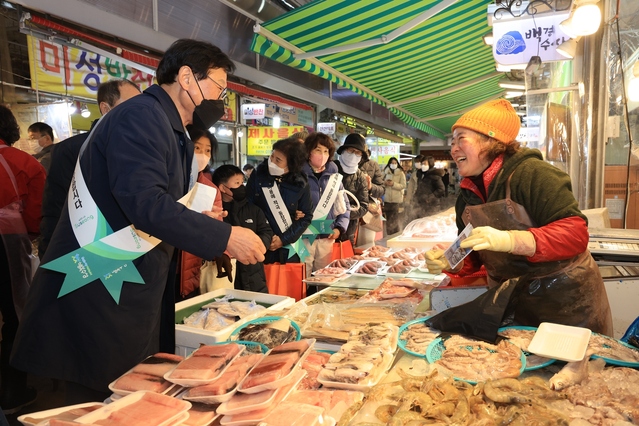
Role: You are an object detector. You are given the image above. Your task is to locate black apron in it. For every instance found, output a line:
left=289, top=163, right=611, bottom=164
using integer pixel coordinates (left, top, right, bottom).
left=462, top=174, right=613, bottom=335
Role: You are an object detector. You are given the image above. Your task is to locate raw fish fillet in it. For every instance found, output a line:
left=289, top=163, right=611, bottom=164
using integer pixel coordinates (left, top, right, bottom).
left=182, top=402, right=218, bottom=426
left=23, top=404, right=104, bottom=424
left=112, top=372, right=172, bottom=393
left=256, top=351, right=299, bottom=368
left=227, top=353, right=262, bottom=377
left=194, top=343, right=241, bottom=360
left=241, top=360, right=295, bottom=389
left=91, top=392, right=188, bottom=426
left=132, top=353, right=183, bottom=377
left=49, top=421, right=90, bottom=426
left=187, top=370, right=240, bottom=397
left=270, top=340, right=309, bottom=355
left=224, top=388, right=276, bottom=411
left=259, top=401, right=325, bottom=426
left=170, top=356, right=227, bottom=380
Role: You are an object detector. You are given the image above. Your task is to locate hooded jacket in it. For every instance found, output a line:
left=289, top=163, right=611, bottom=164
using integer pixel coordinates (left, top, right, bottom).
left=223, top=197, right=273, bottom=293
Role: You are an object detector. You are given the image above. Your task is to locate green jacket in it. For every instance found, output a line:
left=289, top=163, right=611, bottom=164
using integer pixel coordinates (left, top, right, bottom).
left=455, top=148, right=586, bottom=232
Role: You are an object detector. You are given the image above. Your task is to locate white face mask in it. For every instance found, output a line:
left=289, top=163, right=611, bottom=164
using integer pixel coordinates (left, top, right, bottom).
left=421, top=164, right=428, bottom=172
left=390, top=164, right=397, bottom=170
left=340, top=151, right=361, bottom=168
left=414, top=162, right=421, bottom=169
left=195, top=153, right=210, bottom=172
left=268, top=157, right=287, bottom=176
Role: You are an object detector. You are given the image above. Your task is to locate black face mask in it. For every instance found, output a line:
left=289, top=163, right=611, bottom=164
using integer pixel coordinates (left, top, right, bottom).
left=230, top=185, right=246, bottom=202
left=187, top=74, right=226, bottom=131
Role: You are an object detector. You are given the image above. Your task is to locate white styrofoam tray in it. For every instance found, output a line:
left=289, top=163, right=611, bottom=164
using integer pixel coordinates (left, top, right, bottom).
left=527, top=322, right=592, bottom=362
left=175, top=289, right=295, bottom=357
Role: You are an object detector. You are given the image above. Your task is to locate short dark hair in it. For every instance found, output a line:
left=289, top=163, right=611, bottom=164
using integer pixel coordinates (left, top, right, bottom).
left=272, top=138, right=307, bottom=179
left=156, top=39, right=235, bottom=85
left=304, top=132, right=336, bottom=159
left=186, top=125, right=218, bottom=155
left=97, top=79, right=140, bottom=107
left=0, top=105, right=21, bottom=145
left=242, top=164, right=254, bottom=172
left=28, top=122, right=54, bottom=140
left=212, top=164, right=243, bottom=186
left=426, top=156, right=435, bottom=168
left=415, top=155, right=425, bottom=163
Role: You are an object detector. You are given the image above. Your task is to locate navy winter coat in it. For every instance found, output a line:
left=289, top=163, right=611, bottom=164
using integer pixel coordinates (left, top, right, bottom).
left=12, top=85, right=232, bottom=391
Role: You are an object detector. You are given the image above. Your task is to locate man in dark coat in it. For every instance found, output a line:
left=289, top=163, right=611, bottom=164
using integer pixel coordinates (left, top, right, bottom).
left=11, top=39, right=266, bottom=400
left=213, top=165, right=273, bottom=293
left=39, top=79, right=141, bottom=258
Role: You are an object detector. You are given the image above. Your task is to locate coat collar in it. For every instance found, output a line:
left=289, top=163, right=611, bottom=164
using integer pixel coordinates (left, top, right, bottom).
left=143, top=85, right=186, bottom=135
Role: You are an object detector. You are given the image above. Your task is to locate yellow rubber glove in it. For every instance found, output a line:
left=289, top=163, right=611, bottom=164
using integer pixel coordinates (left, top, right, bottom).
left=424, top=248, right=451, bottom=274
left=459, top=226, right=536, bottom=256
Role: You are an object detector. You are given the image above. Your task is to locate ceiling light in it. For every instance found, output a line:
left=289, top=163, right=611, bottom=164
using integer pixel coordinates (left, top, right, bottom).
left=80, top=103, right=91, bottom=118
left=505, top=91, right=525, bottom=98
left=237, top=130, right=244, bottom=137
left=629, top=61, right=639, bottom=102
left=272, top=112, right=281, bottom=129
left=67, top=101, right=78, bottom=114
left=498, top=79, right=525, bottom=90
left=510, top=103, right=520, bottom=107
left=561, top=0, right=601, bottom=37
left=516, top=111, right=526, bottom=116
left=483, top=32, right=494, bottom=46
left=557, top=37, right=580, bottom=59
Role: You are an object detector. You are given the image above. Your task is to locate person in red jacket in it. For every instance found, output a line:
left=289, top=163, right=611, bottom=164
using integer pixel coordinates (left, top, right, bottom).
left=0, top=105, right=46, bottom=414
left=177, top=126, right=226, bottom=299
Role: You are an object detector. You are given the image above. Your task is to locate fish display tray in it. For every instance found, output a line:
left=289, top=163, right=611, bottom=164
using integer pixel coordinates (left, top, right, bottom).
left=397, top=316, right=435, bottom=358
left=527, top=322, right=591, bottom=362
left=18, top=402, right=106, bottom=426
left=236, top=339, right=315, bottom=394
left=174, top=289, right=295, bottom=357
left=164, top=343, right=245, bottom=387
left=73, top=391, right=191, bottom=426
left=590, top=333, right=639, bottom=367
left=497, top=326, right=557, bottom=371
left=426, top=337, right=526, bottom=385
left=316, top=351, right=397, bottom=391
left=228, top=316, right=301, bottom=347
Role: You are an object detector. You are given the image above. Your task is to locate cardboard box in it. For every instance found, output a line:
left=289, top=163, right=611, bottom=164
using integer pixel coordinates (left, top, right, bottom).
left=175, top=289, right=295, bottom=356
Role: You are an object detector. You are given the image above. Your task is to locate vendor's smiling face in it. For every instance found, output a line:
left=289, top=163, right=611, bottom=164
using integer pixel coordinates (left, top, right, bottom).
left=451, top=128, right=492, bottom=177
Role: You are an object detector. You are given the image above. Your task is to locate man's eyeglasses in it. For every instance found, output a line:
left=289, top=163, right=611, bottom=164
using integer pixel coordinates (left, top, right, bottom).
left=207, top=75, right=227, bottom=101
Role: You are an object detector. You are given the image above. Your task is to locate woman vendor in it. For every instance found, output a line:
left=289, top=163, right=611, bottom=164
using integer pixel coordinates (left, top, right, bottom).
left=425, top=99, right=613, bottom=335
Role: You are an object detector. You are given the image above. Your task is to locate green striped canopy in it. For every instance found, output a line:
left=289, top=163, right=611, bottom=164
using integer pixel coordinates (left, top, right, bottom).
left=250, top=0, right=505, bottom=139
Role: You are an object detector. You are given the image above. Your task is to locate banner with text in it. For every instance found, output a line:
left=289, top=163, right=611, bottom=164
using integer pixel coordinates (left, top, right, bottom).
left=27, top=35, right=155, bottom=99
left=247, top=126, right=305, bottom=156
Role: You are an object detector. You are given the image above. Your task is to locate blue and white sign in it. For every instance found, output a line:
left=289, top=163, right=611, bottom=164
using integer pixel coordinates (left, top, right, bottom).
left=493, top=12, right=572, bottom=65
left=242, top=103, right=266, bottom=120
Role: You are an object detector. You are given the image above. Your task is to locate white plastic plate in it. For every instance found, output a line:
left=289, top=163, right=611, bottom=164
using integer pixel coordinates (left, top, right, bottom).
left=18, top=402, right=105, bottom=426
left=527, top=322, right=592, bottom=362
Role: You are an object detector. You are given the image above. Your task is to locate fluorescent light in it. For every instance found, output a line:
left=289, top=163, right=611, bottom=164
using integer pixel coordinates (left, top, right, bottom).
left=505, top=91, right=525, bottom=97
left=510, top=103, right=520, bottom=107
left=499, top=80, right=525, bottom=90
left=272, top=113, right=281, bottom=129
left=516, top=111, right=526, bottom=116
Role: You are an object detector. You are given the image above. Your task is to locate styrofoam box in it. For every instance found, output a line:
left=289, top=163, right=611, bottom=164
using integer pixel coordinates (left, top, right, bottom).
left=175, top=289, right=295, bottom=357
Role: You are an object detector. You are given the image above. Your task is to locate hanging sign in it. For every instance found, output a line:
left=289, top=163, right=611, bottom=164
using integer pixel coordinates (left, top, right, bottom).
left=317, top=122, right=336, bottom=134
left=242, top=103, right=266, bottom=120
left=492, top=12, right=571, bottom=65
left=27, top=35, right=154, bottom=98
left=247, top=126, right=305, bottom=156
left=369, top=142, right=401, bottom=167
left=221, top=92, right=237, bottom=122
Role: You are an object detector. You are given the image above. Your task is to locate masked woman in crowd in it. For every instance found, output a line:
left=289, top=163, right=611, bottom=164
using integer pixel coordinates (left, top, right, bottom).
left=382, top=156, right=406, bottom=235
left=247, top=138, right=312, bottom=264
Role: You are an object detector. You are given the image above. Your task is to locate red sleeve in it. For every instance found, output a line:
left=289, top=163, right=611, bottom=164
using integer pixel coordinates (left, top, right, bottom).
left=527, top=216, right=588, bottom=262
left=22, top=158, right=46, bottom=236
left=197, top=173, right=223, bottom=222
left=455, top=250, right=483, bottom=276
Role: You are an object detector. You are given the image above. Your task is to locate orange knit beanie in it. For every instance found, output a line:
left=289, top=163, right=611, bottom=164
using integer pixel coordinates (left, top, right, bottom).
left=451, top=99, right=520, bottom=143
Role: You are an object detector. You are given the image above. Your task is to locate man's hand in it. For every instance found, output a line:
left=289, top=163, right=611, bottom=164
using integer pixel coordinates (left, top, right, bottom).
left=226, top=227, right=266, bottom=265
left=214, top=253, right=233, bottom=282
left=328, top=228, right=340, bottom=240
left=365, top=174, right=372, bottom=190
left=295, top=210, right=305, bottom=220
left=203, top=205, right=228, bottom=219
left=269, top=235, right=283, bottom=251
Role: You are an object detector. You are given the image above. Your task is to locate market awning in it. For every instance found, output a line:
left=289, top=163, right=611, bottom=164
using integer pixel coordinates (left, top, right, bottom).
left=250, top=0, right=504, bottom=140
